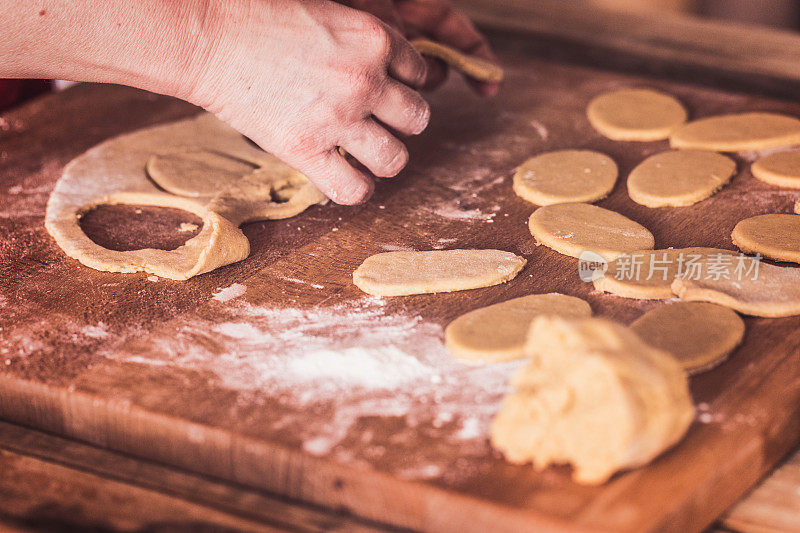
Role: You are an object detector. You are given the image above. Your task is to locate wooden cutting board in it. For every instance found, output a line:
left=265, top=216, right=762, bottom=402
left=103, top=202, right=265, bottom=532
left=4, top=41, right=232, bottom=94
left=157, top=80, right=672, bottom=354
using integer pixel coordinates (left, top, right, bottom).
left=2, top=47, right=800, bottom=533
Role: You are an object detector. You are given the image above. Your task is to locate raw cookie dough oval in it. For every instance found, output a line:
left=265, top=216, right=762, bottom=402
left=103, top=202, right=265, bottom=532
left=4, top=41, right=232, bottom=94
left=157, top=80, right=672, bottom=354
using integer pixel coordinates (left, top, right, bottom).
left=147, top=150, right=256, bottom=197
left=490, top=316, right=693, bottom=485
left=528, top=203, right=654, bottom=260
left=671, top=260, right=800, bottom=317
left=752, top=150, right=800, bottom=188
left=513, top=150, right=617, bottom=206
left=445, top=293, right=592, bottom=363
left=587, top=88, right=687, bottom=141
left=631, top=302, right=745, bottom=374
left=732, top=214, right=800, bottom=263
left=627, top=150, right=736, bottom=207
left=670, top=112, right=800, bottom=152
left=411, top=39, right=504, bottom=82
left=594, top=247, right=737, bottom=299
left=352, top=249, right=526, bottom=296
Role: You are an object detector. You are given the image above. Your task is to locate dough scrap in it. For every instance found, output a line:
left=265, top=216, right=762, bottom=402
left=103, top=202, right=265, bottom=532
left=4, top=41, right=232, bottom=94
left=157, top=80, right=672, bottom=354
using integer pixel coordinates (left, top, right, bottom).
left=751, top=150, right=800, bottom=188
left=512, top=150, right=617, bottom=206
left=445, top=293, right=592, bottom=363
left=352, top=249, right=526, bottom=296
left=587, top=88, right=687, bottom=141
left=411, top=39, right=504, bottom=83
left=627, top=150, right=736, bottom=208
left=732, top=214, right=800, bottom=263
left=631, top=302, right=745, bottom=374
left=46, top=113, right=327, bottom=280
left=671, top=260, right=800, bottom=317
left=594, top=247, right=737, bottom=299
left=670, top=112, right=800, bottom=152
left=490, top=316, right=694, bottom=485
left=528, top=202, right=654, bottom=260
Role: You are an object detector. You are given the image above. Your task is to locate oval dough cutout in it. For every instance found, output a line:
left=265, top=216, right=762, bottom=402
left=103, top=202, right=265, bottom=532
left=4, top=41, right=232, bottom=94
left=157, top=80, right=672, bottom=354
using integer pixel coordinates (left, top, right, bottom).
left=587, top=88, right=687, bottom=141
left=627, top=150, right=736, bottom=207
left=513, top=150, right=617, bottom=206
left=445, top=293, right=592, bottom=363
left=594, top=247, right=737, bottom=299
left=670, top=112, right=800, bottom=152
left=671, top=260, right=800, bottom=317
left=732, top=214, right=800, bottom=263
left=411, top=39, right=504, bottom=82
left=752, top=150, right=800, bottom=188
left=147, top=150, right=256, bottom=197
left=352, top=249, right=526, bottom=296
left=528, top=203, right=654, bottom=260
left=490, top=316, right=693, bottom=485
left=631, top=302, right=745, bottom=374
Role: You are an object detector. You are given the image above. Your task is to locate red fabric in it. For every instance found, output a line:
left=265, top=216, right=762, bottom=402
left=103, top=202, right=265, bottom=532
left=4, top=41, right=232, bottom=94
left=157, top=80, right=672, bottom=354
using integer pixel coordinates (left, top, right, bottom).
left=0, top=79, right=51, bottom=111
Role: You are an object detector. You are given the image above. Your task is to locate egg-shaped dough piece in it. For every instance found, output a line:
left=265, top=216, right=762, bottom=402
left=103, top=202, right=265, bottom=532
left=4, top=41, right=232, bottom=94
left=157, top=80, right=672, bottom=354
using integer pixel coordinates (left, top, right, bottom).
left=513, top=150, right=617, bottom=206
left=627, top=150, right=736, bottom=207
left=670, top=112, right=800, bottom=152
left=528, top=203, right=654, bottom=260
left=732, top=214, right=800, bottom=263
left=587, top=88, right=687, bottom=141
left=751, top=150, right=800, bottom=188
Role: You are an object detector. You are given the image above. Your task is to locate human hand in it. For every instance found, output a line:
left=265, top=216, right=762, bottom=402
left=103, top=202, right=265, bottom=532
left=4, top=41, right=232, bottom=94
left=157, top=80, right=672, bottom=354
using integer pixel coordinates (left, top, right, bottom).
left=184, top=0, right=430, bottom=205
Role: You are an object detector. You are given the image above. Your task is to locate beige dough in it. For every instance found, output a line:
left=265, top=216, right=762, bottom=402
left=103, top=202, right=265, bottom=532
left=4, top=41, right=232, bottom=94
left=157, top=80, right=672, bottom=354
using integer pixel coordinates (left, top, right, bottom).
left=671, top=260, right=800, bottom=317
left=586, top=88, right=687, bottom=141
left=445, top=293, right=592, bottom=363
left=411, top=39, right=504, bottom=83
left=670, top=112, right=800, bottom=152
left=528, top=203, right=654, bottom=260
left=732, top=214, right=800, bottom=263
left=353, top=249, right=526, bottom=296
left=751, top=150, right=800, bottom=188
left=594, top=247, right=736, bottom=299
left=512, top=150, right=617, bottom=206
left=46, top=113, right=327, bottom=280
left=631, top=302, right=745, bottom=374
left=627, top=150, right=736, bottom=208
left=490, top=316, right=694, bottom=485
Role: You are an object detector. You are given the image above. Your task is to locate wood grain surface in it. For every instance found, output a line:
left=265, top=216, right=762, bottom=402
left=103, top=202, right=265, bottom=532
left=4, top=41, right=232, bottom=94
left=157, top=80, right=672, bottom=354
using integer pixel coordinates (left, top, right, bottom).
left=2, top=47, right=800, bottom=532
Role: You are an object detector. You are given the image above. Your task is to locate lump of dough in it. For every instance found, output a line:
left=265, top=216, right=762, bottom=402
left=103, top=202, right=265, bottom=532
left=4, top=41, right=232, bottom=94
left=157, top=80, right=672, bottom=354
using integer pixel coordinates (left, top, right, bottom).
left=670, top=112, right=800, bottom=152
left=751, top=150, right=800, bottom=188
left=671, top=260, right=800, bottom=317
left=528, top=202, right=654, bottom=260
left=490, top=316, right=694, bottom=485
left=352, top=249, right=526, bottom=296
left=732, top=214, right=800, bottom=264
left=627, top=150, right=736, bottom=208
left=594, top=247, right=737, bottom=299
left=512, top=150, right=617, bottom=206
left=411, top=39, right=504, bottom=82
left=445, top=293, right=591, bottom=363
left=631, top=301, right=744, bottom=374
left=587, top=88, right=687, bottom=141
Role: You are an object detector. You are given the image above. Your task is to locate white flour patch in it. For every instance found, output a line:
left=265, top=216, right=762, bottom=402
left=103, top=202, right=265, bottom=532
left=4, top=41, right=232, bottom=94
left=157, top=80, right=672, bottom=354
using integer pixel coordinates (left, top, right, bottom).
left=738, top=145, right=799, bottom=162
left=108, top=297, right=523, bottom=479
left=429, top=204, right=497, bottom=223
left=529, top=119, right=550, bottom=140
left=211, top=283, right=246, bottom=302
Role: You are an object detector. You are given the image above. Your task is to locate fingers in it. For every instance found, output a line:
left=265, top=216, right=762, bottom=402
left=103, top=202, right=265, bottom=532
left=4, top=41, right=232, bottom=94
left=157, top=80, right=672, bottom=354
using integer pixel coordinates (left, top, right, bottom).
left=373, top=80, right=430, bottom=135
left=300, top=149, right=375, bottom=205
left=340, top=118, right=409, bottom=178
left=387, top=27, right=428, bottom=88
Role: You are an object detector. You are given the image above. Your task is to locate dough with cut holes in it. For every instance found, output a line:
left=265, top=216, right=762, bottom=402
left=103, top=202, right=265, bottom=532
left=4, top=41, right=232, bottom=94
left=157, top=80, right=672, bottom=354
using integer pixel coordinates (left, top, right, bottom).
left=594, top=247, right=737, bottom=299
left=670, top=112, right=800, bottom=152
left=445, top=293, right=591, bottom=362
left=587, top=88, right=687, bottom=141
left=45, top=113, right=327, bottom=280
left=631, top=302, right=744, bottom=374
left=411, top=39, right=504, bottom=82
left=752, top=150, right=800, bottom=188
left=627, top=150, right=736, bottom=207
left=671, top=260, right=800, bottom=317
left=732, top=214, right=800, bottom=263
left=352, top=249, right=526, bottom=296
left=490, top=316, right=694, bottom=485
left=513, top=150, right=617, bottom=206
left=528, top=203, right=654, bottom=260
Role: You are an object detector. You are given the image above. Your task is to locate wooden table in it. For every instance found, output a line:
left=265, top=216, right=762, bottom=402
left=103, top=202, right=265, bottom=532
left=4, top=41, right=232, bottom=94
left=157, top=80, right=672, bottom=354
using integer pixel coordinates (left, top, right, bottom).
left=3, top=3, right=800, bottom=532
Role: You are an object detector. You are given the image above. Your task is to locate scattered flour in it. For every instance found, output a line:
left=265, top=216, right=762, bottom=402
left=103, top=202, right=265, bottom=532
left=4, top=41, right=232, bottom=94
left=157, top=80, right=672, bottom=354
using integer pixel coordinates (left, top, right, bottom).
left=211, top=283, right=246, bottom=302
